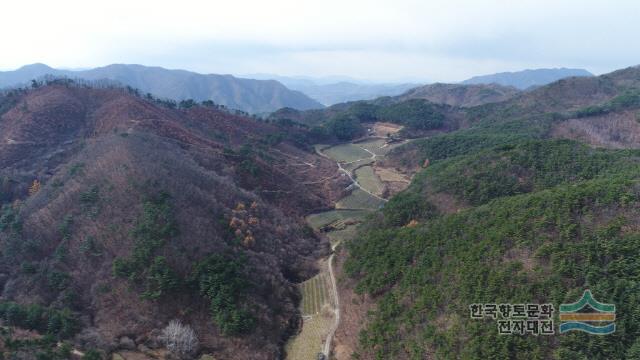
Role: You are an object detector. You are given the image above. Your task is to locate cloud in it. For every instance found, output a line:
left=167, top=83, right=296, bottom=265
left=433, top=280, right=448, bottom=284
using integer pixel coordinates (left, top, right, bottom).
left=1, top=0, right=639, bottom=81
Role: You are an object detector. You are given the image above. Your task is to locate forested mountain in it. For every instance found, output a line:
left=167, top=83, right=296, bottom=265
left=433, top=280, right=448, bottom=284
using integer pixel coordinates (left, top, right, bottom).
left=3, top=64, right=640, bottom=360
left=0, top=79, right=345, bottom=359
left=462, top=67, right=593, bottom=89
left=395, top=82, right=520, bottom=107
left=333, top=65, right=640, bottom=359
left=0, top=64, right=324, bottom=114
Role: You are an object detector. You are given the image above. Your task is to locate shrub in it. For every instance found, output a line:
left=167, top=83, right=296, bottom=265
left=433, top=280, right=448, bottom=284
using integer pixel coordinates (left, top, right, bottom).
left=0, top=204, right=22, bottom=233
left=21, top=262, right=37, bottom=274
left=58, top=215, right=73, bottom=240
left=68, top=163, right=85, bottom=177
left=83, top=349, right=102, bottom=360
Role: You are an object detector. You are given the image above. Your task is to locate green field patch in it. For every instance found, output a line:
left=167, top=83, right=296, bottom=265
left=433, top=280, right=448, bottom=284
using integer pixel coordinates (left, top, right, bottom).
left=336, top=188, right=385, bottom=210
left=355, top=166, right=385, bottom=196
left=322, top=143, right=371, bottom=163
left=355, top=138, right=389, bottom=156
left=300, top=272, right=331, bottom=315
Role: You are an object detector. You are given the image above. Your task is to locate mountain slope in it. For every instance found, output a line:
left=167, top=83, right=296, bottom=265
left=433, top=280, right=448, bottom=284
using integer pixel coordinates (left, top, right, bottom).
left=334, top=65, right=640, bottom=360
left=462, top=67, right=593, bottom=89
left=395, top=82, right=520, bottom=107
left=0, top=64, right=324, bottom=114
left=0, top=81, right=345, bottom=359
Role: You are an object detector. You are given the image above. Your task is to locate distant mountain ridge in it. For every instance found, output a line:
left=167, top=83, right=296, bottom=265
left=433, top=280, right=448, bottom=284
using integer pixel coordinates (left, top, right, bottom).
left=0, top=63, right=323, bottom=113
left=462, top=67, right=593, bottom=89
left=395, top=82, right=520, bottom=107
left=248, top=73, right=419, bottom=105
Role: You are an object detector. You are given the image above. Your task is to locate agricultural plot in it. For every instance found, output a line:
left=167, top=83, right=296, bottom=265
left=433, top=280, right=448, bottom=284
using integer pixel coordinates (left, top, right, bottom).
left=285, top=269, right=336, bottom=360
left=355, top=138, right=389, bottom=156
left=322, top=143, right=371, bottom=163
left=300, top=272, right=333, bottom=315
left=336, top=188, right=385, bottom=210
left=374, top=166, right=410, bottom=183
left=306, top=209, right=371, bottom=230
left=285, top=312, right=333, bottom=360
left=342, top=157, right=375, bottom=173
left=355, top=166, right=385, bottom=196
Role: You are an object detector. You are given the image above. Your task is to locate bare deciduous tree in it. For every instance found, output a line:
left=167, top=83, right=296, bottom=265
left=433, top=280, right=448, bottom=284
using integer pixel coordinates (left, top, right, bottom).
left=160, top=320, right=199, bottom=356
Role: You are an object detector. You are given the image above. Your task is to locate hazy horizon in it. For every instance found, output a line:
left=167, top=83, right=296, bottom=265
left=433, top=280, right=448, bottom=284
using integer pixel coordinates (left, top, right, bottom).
left=2, top=0, right=640, bottom=82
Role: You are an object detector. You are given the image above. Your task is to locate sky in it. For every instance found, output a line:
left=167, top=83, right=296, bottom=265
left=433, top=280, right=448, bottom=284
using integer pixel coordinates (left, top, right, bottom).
left=1, top=0, right=640, bottom=82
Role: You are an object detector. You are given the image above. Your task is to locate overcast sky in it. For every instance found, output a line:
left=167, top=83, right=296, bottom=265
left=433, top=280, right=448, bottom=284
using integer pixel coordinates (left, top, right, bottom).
left=2, top=0, right=639, bottom=82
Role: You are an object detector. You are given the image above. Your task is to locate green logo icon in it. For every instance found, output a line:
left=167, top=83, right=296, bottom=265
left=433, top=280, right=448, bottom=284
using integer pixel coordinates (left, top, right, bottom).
left=559, top=290, right=615, bottom=335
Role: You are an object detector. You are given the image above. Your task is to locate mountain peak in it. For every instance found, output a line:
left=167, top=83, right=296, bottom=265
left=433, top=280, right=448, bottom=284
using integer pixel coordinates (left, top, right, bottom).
left=17, top=63, right=54, bottom=72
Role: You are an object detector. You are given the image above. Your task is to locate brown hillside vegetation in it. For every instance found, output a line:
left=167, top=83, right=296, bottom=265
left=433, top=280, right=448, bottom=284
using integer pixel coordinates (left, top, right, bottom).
left=552, top=110, right=640, bottom=148
left=0, top=84, right=347, bottom=359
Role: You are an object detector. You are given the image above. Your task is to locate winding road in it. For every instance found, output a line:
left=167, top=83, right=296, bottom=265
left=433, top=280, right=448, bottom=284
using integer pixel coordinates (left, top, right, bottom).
left=323, top=243, right=340, bottom=357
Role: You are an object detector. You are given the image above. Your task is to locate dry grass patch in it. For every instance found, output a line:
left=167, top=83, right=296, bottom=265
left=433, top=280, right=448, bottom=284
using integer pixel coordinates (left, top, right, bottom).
left=371, top=122, right=403, bottom=137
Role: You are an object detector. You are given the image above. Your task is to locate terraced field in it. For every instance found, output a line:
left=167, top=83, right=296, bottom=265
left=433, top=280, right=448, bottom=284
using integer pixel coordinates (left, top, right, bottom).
left=306, top=209, right=372, bottom=230
left=301, top=272, right=333, bottom=315
left=342, top=157, right=375, bottom=172
left=286, top=267, right=336, bottom=360
left=289, top=133, right=406, bottom=359
left=336, top=188, right=385, bottom=210
left=355, top=166, right=385, bottom=196
left=285, top=313, right=333, bottom=360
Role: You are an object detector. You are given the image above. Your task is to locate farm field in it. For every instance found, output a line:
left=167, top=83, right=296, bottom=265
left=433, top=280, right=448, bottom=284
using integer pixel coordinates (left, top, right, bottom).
left=374, top=165, right=411, bottom=183
left=342, top=158, right=375, bottom=172
left=306, top=209, right=371, bottom=230
left=355, top=165, right=385, bottom=196
left=291, top=136, right=395, bottom=359
left=336, top=188, right=385, bottom=210
left=322, top=143, right=371, bottom=163
left=300, top=271, right=333, bottom=315
left=285, top=313, right=333, bottom=360
left=285, top=267, right=336, bottom=360
left=354, top=138, right=389, bottom=156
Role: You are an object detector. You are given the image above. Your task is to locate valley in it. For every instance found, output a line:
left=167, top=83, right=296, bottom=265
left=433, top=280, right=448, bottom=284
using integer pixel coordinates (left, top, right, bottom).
left=286, top=126, right=410, bottom=360
left=2, top=1, right=639, bottom=359
left=1, top=65, right=640, bottom=359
